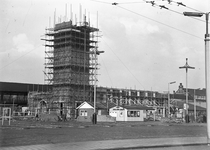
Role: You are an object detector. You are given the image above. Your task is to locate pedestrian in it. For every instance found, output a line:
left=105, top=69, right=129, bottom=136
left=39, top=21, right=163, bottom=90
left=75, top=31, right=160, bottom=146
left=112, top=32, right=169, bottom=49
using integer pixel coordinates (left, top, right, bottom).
left=203, top=114, right=206, bottom=123
left=35, top=113, right=39, bottom=121
left=57, top=115, right=62, bottom=121
left=63, top=113, right=67, bottom=122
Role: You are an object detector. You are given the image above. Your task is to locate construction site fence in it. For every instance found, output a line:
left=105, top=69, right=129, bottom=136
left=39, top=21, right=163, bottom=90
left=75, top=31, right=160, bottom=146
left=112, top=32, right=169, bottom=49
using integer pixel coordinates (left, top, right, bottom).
left=12, top=111, right=36, bottom=117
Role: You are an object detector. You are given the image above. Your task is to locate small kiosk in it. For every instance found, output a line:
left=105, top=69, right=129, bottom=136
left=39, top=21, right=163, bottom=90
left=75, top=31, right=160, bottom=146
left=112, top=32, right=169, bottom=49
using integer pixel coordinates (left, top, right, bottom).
left=109, top=105, right=154, bottom=121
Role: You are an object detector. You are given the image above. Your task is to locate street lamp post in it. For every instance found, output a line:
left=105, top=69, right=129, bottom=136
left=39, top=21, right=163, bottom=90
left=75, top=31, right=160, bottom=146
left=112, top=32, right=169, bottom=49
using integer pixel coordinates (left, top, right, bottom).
left=106, top=94, right=111, bottom=114
left=93, top=50, right=104, bottom=124
left=179, top=58, right=195, bottom=122
left=12, top=96, right=15, bottom=116
left=183, top=11, right=209, bottom=144
left=168, top=81, right=176, bottom=118
left=194, top=89, right=197, bottom=122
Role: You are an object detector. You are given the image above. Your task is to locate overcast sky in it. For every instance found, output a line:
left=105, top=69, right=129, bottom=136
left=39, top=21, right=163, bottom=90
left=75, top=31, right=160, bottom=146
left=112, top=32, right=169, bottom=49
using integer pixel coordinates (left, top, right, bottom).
left=0, top=0, right=209, bottom=93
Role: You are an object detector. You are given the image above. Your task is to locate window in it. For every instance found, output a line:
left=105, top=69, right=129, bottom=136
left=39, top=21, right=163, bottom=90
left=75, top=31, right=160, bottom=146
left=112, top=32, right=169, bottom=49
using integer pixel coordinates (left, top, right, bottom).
left=80, top=110, right=87, bottom=116
left=133, top=111, right=136, bottom=117
left=131, top=111, right=134, bottom=117
left=127, top=111, right=131, bottom=117
left=127, top=110, right=140, bottom=117
left=137, top=111, right=140, bottom=117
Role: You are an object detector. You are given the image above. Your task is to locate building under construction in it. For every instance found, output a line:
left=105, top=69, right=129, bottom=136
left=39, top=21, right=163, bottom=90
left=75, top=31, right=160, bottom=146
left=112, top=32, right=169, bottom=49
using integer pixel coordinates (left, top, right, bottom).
left=43, top=14, right=99, bottom=116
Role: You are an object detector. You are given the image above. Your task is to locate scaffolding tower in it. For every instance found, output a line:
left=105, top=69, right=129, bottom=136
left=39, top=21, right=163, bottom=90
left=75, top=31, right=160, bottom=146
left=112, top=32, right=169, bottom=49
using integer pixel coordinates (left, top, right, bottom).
left=43, top=16, right=99, bottom=116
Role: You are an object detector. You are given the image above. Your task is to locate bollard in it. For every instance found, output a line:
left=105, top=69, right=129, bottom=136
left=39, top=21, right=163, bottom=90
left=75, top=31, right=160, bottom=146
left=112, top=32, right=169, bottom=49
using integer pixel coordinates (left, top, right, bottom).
left=92, top=113, right=97, bottom=124
left=185, top=114, right=189, bottom=123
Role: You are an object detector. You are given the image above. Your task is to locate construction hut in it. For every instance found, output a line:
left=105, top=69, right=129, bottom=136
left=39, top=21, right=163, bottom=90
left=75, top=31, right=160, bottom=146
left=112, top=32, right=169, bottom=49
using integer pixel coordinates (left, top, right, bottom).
left=109, top=105, right=154, bottom=121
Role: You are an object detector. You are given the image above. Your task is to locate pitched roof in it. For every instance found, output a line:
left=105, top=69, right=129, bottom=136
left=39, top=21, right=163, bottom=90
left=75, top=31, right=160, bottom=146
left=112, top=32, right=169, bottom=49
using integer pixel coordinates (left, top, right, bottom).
left=76, top=101, right=93, bottom=109
left=89, top=102, right=107, bottom=110
left=76, top=101, right=107, bottom=110
left=107, top=102, right=117, bottom=108
left=120, top=105, right=154, bottom=110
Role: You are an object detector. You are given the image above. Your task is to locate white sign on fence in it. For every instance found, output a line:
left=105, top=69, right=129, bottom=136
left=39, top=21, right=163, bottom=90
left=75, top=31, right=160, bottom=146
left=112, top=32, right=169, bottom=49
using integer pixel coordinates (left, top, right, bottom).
left=183, top=103, right=189, bottom=110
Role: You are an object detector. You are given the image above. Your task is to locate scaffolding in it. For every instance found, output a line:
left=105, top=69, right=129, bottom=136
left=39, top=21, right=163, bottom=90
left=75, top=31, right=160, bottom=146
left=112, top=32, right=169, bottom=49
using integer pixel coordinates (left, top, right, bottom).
left=42, top=14, right=99, bottom=117
left=28, top=91, right=53, bottom=114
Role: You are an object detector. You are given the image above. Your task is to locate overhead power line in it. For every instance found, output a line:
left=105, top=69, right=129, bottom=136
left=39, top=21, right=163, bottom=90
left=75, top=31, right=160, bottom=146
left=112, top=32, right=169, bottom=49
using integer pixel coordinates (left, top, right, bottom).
left=0, top=49, right=35, bottom=70
left=114, top=1, right=145, bottom=5
left=115, top=5, right=202, bottom=40
left=89, top=0, right=111, bottom=4
left=90, top=0, right=146, bottom=5
left=89, top=0, right=203, bottom=39
left=144, top=1, right=205, bottom=23
left=160, top=0, right=204, bottom=13
left=103, top=39, right=145, bottom=90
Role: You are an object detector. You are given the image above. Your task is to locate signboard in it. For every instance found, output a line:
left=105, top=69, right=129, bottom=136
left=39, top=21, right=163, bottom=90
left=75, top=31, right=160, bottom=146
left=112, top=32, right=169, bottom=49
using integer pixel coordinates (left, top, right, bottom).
left=177, top=113, right=182, bottom=118
left=183, top=103, right=189, bottom=110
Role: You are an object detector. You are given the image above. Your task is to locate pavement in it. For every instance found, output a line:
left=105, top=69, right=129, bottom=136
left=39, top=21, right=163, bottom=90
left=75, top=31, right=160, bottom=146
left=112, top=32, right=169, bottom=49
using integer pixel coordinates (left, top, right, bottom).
left=0, top=136, right=207, bottom=150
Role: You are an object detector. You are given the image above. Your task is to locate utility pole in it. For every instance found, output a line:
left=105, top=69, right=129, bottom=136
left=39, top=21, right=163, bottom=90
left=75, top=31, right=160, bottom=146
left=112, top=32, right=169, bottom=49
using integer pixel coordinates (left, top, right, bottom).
left=179, top=58, right=195, bottom=122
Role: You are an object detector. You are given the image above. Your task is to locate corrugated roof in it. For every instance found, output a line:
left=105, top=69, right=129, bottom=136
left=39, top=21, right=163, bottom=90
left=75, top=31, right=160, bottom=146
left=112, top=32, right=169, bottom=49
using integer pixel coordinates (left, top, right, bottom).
left=88, top=102, right=107, bottom=110
left=175, top=101, right=206, bottom=111
left=187, top=88, right=206, bottom=97
left=179, top=88, right=206, bottom=97
left=173, top=93, right=194, bottom=101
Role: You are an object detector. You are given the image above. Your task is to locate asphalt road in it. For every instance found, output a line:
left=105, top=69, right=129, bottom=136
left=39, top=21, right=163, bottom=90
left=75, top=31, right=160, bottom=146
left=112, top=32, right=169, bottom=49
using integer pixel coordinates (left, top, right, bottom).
left=0, top=120, right=206, bottom=147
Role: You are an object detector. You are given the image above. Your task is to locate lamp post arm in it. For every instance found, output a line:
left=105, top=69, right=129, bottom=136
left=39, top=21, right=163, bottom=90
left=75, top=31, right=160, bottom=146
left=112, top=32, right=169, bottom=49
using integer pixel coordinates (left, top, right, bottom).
left=183, top=12, right=204, bottom=17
